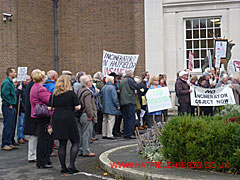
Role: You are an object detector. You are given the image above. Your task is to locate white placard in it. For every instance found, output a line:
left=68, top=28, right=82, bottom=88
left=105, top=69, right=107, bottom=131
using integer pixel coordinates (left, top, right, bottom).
left=190, top=86, right=235, bottom=106
left=17, top=67, right=27, bottom=82
left=102, top=50, right=139, bottom=76
left=215, top=41, right=227, bottom=58
left=146, top=87, right=172, bottom=113
left=215, top=53, right=221, bottom=68
left=233, top=60, right=240, bottom=72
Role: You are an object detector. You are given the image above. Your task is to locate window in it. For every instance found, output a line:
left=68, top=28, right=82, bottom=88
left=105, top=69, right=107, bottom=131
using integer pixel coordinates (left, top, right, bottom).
left=184, top=17, right=221, bottom=71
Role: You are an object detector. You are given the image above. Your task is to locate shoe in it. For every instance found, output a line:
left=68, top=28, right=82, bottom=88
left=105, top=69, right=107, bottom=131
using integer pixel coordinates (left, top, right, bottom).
left=10, top=145, right=19, bottom=149
left=113, top=133, right=122, bottom=137
left=91, top=137, right=98, bottom=141
left=13, top=142, right=19, bottom=146
left=18, top=139, right=25, bottom=144
left=1, top=145, right=13, bottom=151
left=138, top=126, right=145, bottom=130
left=28, top=160, right=37, bottom=163
left=37, top=164, right=52, bottom=168
left=129, top=135, right=136, bottom=139
left=107, top=137, right=116, bottom=140
left=83, top=153, right=95, bottom=157
left=23, top=138, right=29, bottom=142
left=50, top=152, right=57, bottom=157
left=68, top=168, right=79, bottom=174
left=123, top=135, right=129, bottom=139
left=61, top=168, right=69, bottom=173
left=102, top=136, right=108, bottom=139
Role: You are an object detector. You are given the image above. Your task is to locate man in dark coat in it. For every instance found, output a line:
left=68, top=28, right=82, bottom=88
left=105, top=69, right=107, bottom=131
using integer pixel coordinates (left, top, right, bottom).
left=23, top=70, right=38, bottom=162
left=175, top=71, right=192, bottom=115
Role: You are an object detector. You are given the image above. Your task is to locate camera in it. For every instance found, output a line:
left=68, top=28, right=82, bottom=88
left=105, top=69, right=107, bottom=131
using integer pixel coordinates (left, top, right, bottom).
left=3, top=13, right=12, bottom=22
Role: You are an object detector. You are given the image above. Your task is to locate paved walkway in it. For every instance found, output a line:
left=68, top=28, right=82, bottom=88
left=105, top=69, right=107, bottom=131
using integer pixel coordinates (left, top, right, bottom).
left=0, top=120, right=137, bottom=180
left=100, top=144, right=240, bottom=180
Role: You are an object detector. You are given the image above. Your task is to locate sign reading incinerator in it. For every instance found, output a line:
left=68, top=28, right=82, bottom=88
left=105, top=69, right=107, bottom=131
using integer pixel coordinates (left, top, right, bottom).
left=190, top=86, right=236, bottom=106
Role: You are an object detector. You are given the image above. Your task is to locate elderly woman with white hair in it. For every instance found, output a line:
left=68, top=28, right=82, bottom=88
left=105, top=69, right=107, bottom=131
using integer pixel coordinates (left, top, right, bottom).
left=215, top=73, right=229, bottom=88
left=100, top=76, right=121, bottom=140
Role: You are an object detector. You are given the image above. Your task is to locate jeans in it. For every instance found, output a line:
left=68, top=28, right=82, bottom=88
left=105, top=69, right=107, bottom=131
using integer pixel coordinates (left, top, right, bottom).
left=121, top=104, right=136, bottom=137
left=17, top=113, right=25, bottom=140
left=1, top=103, right=16, bottom=147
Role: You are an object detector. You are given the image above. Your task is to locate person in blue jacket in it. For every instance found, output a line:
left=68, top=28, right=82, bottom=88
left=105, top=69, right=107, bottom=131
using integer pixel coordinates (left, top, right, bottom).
left=43, top=70, right=58, bottom=93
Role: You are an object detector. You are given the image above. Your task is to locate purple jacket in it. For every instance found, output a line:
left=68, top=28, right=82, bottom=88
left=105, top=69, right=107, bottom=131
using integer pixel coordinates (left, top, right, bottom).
left=30, top=83, right=51, bottom=118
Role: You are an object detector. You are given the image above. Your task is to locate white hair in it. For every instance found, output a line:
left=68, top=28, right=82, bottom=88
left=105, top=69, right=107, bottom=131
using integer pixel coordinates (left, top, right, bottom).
left=134, top=76, right=141, bottom=83
left=80, top=75, right=90, bottom=87
left=106, top=76, right=114, bottom=83
left=47, top=70, right=57, bottom=79
left=93, top=72, right=104, bottom=80
left=220, top=73, right=228, bottom=81
left=204, top=67, right=211, bottom=73
left=125, top=70, right=133, bottom=76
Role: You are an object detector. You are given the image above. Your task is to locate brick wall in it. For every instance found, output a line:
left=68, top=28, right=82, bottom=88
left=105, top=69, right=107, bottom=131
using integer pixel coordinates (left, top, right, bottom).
left=58, top=0, right=145, bottom=76
left=0, top=0, right=145, bottom=85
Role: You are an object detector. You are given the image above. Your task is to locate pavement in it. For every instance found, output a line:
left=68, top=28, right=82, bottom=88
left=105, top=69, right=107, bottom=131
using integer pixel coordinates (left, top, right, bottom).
left=0, top=120, right=137, bottom=180
left=99, top=144, right=240, bottom=180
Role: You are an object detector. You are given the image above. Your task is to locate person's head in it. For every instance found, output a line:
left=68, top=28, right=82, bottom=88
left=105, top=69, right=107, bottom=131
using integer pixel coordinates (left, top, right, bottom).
left=231, top=72, right=240, bottom=84
left=47, top=70, right=58, bottom=82
left=6, top=67, right=16, bottom=79
left=198, top=76, right=206, bottom=87
left=12, top=78, right=18, bottom=87
left=93, top=72, right=103, bottom=81
left=24, top=75, right=31, bottom=85
left=190, top=75, right=198, bottom=84
left=54, top=75, right=73, bottom=96
left=80, top=75, right=92, bottom=88
left=220, top=73, right=228, bottom=83
left=142, top=71, right=150, bottom=81
left=32, top=70, right=46, bottom=84
left=106, top=76, right=114, bottom=84
left=118, top=73, right=124, bottom=81
left=134, top=76, right=141, bottom=84
left=62, top=70, right=72, bottom=81
left=202, top=72, right=211, bottom=80
left=179, top=71, right=188, bottom=80
left=76, top=72, right=86, bottom=82
left=159, top=75, right=164, bottom=85
left=176, top=71, right=181, bottom=78
left=149, top=76, right=159, bottom=86
left=125, top=70, right=134, bottom=78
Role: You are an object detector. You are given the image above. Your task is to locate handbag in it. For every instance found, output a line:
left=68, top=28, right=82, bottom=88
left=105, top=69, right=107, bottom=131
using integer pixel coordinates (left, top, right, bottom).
left=46, top=94, right=54, bottom=135
left=33, top=87, right=51, bottom=118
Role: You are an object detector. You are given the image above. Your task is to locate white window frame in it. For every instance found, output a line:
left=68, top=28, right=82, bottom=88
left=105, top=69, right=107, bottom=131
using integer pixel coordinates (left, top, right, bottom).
left=184, top=17, right=222, bottom=72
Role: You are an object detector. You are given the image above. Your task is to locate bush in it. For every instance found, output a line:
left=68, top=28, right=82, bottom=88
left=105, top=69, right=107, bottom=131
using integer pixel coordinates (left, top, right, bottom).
left=160, top=115, right=240, bottom=173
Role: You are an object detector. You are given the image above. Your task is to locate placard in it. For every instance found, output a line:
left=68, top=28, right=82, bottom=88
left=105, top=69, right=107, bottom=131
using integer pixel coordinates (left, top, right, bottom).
left=214, top=39, right=228, bottom=59
left=146, top=87, right=172, bottom=113
left=17, top=67, right=27, bottom=82
left=190, top=86, right=235, bottom=106
left=102, top=50, right=139, bottom=76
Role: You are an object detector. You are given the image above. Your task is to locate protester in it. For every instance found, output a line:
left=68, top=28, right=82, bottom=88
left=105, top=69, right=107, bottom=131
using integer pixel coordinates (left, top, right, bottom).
left=145, top=76, right=162, bottom=127
left=49, top=75, right=81, bottom=174
left=77, top=75, right=97, bottom=157
left=175, top=70, right=192, bottom=115
left=190, top=76, right=198, bottom=86
left=120, top=70, right=145, bottom=139
left=101, top=76, right=121, bottom=140
left=231, top=72, right=240, bottom=105
left=30, top=70, right=53, bottom=168
left=1, top=67, right=18, bottom=151
left=216, top=73, right=229, bottom=88
left=43, top=70, right=58, bottom=93
left=24, top=70, right=40, bottom=162
left=159, top=75, right=168, bottom=122
left=93, top=72, right=104, bottom=135
left=16, top=75, right=31, bottom=144
left=202, top=72, right=214, bottom=88
left=141, top=71, right=150, bottom=86
left=73, top=72, right=85, bottom=94
left=62, top=70, right=73, bottom=83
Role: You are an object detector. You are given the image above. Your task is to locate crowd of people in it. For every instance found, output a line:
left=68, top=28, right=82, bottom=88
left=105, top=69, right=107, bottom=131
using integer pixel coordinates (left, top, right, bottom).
left=175, top=67, right=240, bottom=116
left=1, top=66, right=240, bottom=174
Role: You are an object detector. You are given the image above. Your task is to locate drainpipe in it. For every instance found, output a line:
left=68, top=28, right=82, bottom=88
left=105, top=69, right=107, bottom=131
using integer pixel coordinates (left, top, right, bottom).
left=53, top=0, right=59, bottom=72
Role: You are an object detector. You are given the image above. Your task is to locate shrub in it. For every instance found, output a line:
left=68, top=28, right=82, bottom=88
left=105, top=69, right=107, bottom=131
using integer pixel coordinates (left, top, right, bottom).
left=160, top=115, right=240, bottom=173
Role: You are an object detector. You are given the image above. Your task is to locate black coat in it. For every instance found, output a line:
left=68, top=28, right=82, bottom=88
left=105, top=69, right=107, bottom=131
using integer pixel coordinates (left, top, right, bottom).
left=23, top=80, right=38, bottom=136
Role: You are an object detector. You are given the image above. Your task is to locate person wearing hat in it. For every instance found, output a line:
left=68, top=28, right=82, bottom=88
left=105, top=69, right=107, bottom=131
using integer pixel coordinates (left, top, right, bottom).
left=175, top=71, right=192, bottom=115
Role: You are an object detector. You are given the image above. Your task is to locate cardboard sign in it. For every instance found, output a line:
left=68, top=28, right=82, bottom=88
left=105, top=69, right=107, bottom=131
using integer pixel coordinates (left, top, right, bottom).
left=146, top=87, right=172, bottom=113
left=17, top=67, right=27, bottom=82
left=102, top=50, right=139, bottom=76
left=190, top=86, right=235, bottom=106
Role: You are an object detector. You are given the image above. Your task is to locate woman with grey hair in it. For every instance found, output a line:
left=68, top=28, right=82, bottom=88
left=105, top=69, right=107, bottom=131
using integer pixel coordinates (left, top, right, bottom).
left=216, top=73, right=229, bottom=88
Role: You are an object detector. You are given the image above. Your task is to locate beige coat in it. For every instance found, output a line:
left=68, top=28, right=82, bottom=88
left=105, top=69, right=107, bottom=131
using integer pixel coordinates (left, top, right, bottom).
left=232, top=84, right=240, bottom=105
left=77, top=87, right=97, bottom=123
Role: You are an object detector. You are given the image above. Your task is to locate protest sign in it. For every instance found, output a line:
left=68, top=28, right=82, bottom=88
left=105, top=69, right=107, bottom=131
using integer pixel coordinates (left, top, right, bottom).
left=233, top=60, right=240, bottom=72
left=102, top=50, right=139, bottom=76
left=17, top=67, right=27, bottom=82
left=190, top=86, right=235, bottom=106
left=146, top=87, right=172, bottom=113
